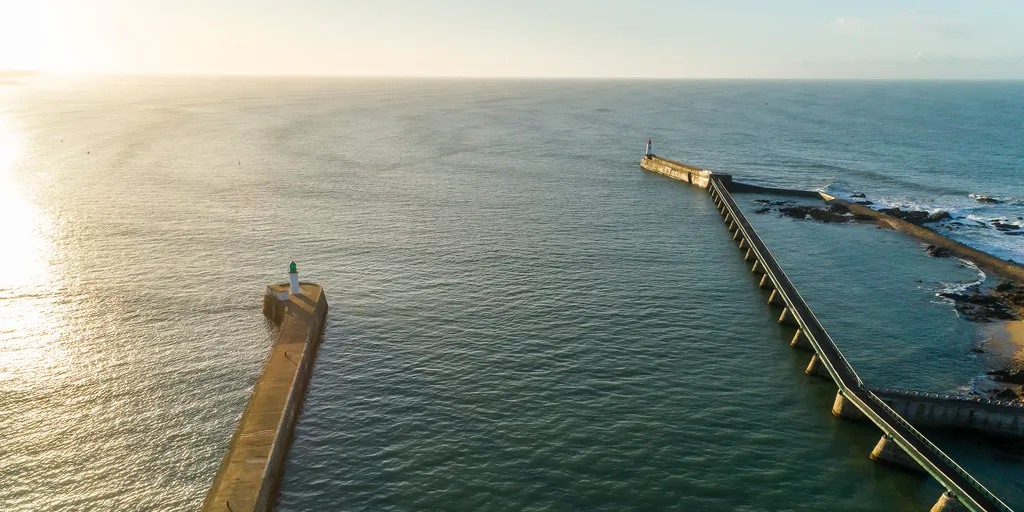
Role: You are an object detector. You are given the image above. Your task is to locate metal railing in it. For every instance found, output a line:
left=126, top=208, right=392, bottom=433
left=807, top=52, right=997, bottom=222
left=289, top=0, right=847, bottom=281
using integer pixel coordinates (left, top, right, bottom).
left=706, top=176, right=1014, bottom=512
left=872, top=387, right=1024, bottom=409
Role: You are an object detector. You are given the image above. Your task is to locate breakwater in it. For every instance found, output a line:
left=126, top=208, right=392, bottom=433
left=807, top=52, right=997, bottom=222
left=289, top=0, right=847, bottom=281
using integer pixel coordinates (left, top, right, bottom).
left=202, top=282, right=328, bottom=512
left=642, top=152, right=1014, bottom=512
left=820, top=194, right=1024, bottom=282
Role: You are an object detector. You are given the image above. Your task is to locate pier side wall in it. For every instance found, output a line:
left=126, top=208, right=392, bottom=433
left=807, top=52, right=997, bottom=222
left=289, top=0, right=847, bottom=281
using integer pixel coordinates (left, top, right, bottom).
left=640, top=155, right=731, bottom=189
left=875, top=391, right=1024, bottom=438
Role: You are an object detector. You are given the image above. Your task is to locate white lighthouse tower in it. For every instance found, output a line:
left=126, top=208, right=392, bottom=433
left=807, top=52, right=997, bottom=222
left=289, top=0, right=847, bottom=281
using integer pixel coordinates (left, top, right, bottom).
left=289, top=261, right=301, bottom=296
left=645, top=139, right=652, bottom=157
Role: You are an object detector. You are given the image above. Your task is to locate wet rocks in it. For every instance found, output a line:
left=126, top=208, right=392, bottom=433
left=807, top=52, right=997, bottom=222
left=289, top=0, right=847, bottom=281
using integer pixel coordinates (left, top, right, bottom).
left=855, top=200, right=874, bottom=206
left=876, top=207, right=953, bottom=226
left=975, top=195, right=1004, bottom=204
left=988, top=370, right=1024, bottom=385
left=778, top=203, right=853, bottom=223
left=938, top=287, right=1018, bottom=322
left=926, top=245, right=953, bottom=258
left=993, top=281, right=1024, bottom=310
left=993, top=221, right=1023, bottom=232
left=754, top=208, right=771, bottom=214
left=850, top=193, right=867, bottom=198
left=991, top=387, right=1021, bottom=399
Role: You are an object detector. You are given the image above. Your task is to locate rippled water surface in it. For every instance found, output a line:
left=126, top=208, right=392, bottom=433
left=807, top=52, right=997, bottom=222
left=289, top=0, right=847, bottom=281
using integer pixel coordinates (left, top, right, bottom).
left=0, top=78, right=1022, bottom=511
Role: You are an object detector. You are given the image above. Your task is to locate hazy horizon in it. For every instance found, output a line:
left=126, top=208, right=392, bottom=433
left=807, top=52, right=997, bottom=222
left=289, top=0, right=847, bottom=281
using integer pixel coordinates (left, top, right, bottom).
left=2, top=0, right=1024, bottom=79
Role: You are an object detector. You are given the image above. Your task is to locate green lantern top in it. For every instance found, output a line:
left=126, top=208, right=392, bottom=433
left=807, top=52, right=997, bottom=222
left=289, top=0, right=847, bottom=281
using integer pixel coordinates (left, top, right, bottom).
left=289, top=262, right=297, bottom=274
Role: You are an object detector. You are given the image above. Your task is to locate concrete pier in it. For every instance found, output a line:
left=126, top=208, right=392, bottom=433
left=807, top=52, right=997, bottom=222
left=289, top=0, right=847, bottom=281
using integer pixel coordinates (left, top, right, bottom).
left=640, top=155, right=732, bottom=189
left=643, top=150, right=1014, bottom=512
left=202, top=282, right=329, bottom=512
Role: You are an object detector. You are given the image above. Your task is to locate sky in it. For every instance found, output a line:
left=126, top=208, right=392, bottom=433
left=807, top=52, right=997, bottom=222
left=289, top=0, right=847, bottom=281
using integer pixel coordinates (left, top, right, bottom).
left=2, top=0, right=1024, bottom=78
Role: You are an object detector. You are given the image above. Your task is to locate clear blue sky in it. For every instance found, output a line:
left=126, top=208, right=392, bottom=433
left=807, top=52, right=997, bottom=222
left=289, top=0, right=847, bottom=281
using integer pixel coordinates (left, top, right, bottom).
left=3, top=0, right=1024, bottom=77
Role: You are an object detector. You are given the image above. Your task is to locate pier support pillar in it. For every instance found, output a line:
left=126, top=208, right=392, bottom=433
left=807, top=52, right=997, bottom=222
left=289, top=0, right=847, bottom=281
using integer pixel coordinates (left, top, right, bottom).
left=744, top=249, right=754, bottom=262
left=930, top=491, right=969, bottom=512
left=724, top=213, right=732, bottom=224
left=768, top=289, right=782, bottom=305
left=791, top=329, right=812, bottom=350
left=805, top=354, right=830, bottom=377
left=759, top=275, right=774, bottom=290
left=832, top=391, right=866, bottom=421
left=733, top=229, right=741, bottom=240
left=738, top=238, right=748, bottom=250
left=752, top=260, right=765, bottom=274
left=778, top=307, right=798, bottom=326
left=870, top=435, right=926, bottom=474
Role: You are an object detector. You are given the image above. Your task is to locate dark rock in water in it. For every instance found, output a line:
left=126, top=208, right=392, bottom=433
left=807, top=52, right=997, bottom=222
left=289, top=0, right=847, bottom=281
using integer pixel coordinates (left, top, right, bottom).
left=993, top=221, right=1022, bottom=231
left=970, top=347, right=985, bottom=354
left=995, top=281, right=1017, bottom=293
left=754, top=199, right=792, bottom=206
left=926, top=245, right=953, bottom=258
left=877, top=207, right=953, bottom=226
left=1007, top=231, right=1024, bottom=236
left=754, top=208, right=771, bottom=214
left=992, top=387, right=1020, bottom=399
left=975, top=195, right=1004, bottom=204
left=778, top=205, right=851, bottom=223
left=853, top=213, right=876, bottom=222
left=940, top=290, right=1018, bottom=321
left=850, top=193, right=867, bottom=198
left=855, top=200, right=874, bottom=205
left=878, top=207, right=929, bottom=225
left=989, top=370, right=1024, bottom=385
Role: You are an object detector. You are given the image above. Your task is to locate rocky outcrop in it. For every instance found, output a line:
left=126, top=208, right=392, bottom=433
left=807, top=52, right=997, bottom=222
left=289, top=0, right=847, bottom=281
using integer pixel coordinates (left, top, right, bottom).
left=975, top=195, right=1004, bottom=204
left=939, top=284, right=1019, bottom=322
left=926, top=245, right=953, bottom=258
left=876, top=207, right=953, bottom=226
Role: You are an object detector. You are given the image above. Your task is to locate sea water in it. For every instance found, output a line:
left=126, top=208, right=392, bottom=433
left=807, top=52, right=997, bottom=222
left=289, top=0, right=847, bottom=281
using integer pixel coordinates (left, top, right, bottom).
left=0, top=77, right=1021, bottom=511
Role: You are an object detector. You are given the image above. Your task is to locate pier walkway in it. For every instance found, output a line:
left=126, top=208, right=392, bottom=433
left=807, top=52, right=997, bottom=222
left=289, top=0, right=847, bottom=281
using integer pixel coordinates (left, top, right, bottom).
left=642, top=153, right=1014, bottom=512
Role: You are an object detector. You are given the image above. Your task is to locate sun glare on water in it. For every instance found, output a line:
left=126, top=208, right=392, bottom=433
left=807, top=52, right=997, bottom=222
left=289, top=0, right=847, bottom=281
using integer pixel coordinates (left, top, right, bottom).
left=0, top=114, right=64, bottom=386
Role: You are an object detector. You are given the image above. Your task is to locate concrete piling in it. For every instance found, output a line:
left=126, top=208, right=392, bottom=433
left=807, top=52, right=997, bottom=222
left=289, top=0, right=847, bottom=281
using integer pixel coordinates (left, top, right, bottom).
left=782, top=305, right=798, bottom=325
left=870, top=435, right=926, bottom=474
left=832, top=391, right=866, bottom=421
left=805, top=354, right=829, bottom=377
left=931, top=491, right=969, bottom=512
left=791, top=329, right=812, bottom=350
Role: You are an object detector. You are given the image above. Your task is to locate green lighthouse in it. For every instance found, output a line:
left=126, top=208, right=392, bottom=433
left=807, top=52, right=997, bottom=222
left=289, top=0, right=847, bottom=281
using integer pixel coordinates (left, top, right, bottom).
left=289, top=261, right=300, bottom=295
